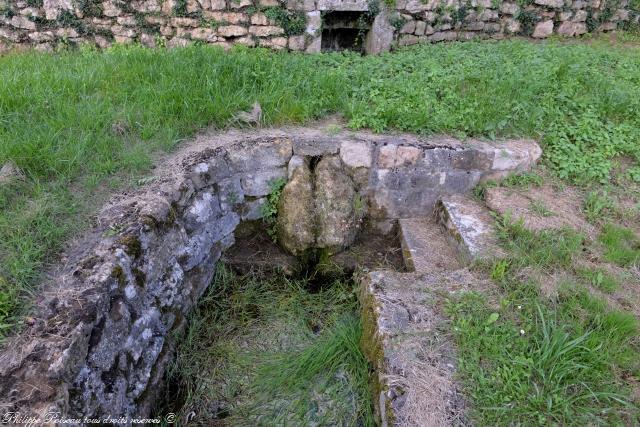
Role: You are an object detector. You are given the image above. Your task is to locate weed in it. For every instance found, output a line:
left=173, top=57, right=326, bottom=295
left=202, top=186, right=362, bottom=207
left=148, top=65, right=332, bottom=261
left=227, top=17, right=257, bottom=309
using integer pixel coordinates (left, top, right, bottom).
left=490, top=258, right=510, bottom=281
left=388, top=13, right=405, bottom=31
left=501, top=172, right=544, bottom=188
left=260, top=177, right=287, bottom=241
left=263, top=7, right=307, bottom=36
left=516, top=10, right=539, bottom=36
left=583, top=189, right=614, bottom=223
left=529, top=199, right=554, bottom=217
left=599, top=223, right=640, bottom=267
left=494, top=214, right=584, bottom=270
left=576, top=267, right=619, bottom=293
left=472, top=180, right=497, bottom=200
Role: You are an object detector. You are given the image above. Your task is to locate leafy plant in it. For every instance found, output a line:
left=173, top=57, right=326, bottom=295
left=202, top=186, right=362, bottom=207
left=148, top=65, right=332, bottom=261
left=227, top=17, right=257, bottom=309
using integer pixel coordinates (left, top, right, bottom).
left=260, top=177, right=287, bottom=241
left=502, top=172, right=544, bottom=188
left=263, top=7, right=307, bottom=36
left=516, top=10, right=539, bottom=36
left=583, top=190, right=614, bottom=223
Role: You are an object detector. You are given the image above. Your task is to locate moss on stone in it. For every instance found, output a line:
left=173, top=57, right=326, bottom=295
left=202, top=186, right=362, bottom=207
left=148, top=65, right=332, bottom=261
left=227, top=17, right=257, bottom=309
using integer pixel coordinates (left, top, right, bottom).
left=118, top=234, right=142, bottom=259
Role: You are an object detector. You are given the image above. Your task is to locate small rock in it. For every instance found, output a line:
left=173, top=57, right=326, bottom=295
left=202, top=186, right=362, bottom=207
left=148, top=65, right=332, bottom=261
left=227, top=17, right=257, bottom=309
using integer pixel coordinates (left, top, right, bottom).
left=0, top=161, right=25, bottom=184
left=232, top=102, right=262, bottom=126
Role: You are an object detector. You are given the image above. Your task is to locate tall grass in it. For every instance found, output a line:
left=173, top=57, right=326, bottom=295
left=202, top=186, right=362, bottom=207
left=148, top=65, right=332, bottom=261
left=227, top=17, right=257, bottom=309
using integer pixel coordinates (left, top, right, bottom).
left=164, top=264, right=373, bottom=426
left=2, top=39, right=640, bottom=337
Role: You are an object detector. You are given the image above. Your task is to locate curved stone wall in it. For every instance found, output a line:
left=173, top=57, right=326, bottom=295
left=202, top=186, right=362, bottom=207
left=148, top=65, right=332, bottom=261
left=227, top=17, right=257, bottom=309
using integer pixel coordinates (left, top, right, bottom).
left=1, top=0, right=638, bottom=53
left=0, top=128, right=540, bottom=420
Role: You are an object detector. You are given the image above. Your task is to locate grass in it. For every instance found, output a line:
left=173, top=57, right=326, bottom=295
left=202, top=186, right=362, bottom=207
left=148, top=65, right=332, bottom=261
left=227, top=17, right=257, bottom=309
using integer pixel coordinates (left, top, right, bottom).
left=163, top=264, right=373, bottom=426
left=583, top=189, right=615, bottom=223
left=448, top=216, right=640, bottom=425
left=576, top=267, right=620, bottom=293
left=2, top=38, right=640, bottom=338
left=599, top=223, right=640, bottom=267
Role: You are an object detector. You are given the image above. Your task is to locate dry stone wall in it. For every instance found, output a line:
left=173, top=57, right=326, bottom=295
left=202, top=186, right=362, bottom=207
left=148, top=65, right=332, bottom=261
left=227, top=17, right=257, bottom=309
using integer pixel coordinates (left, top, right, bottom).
left=0, top=128, right=539, bottom=421
left=1, top=0, right=638, bottom=53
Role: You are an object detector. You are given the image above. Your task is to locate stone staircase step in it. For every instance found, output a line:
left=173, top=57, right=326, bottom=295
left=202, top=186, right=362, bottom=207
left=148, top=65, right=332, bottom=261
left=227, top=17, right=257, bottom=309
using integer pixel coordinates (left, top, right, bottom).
left=436, top=194, right=501, bottom=263
left=360, top=270, right=476, bottom=426
left=399, top=218, right=461, bottom=273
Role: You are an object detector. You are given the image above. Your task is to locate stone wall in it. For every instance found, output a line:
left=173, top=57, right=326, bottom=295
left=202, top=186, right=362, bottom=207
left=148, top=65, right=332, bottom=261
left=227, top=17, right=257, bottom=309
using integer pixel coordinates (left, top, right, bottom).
left=0, top=0, right=638, bottom=53
left=0, top=128, right=540, bottom=420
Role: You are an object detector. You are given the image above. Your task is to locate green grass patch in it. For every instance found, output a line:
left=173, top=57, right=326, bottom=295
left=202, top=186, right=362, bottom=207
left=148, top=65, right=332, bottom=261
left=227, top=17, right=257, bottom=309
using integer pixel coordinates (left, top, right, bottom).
left=576, top=267, right=620, bottom=293
left=501, top=171, right=544, bottom=188
left=163, top=264, right=373, bottom=426
left=448, top=284, right=639, bottom=425
left=599, top=223, right=640, bottom=267
left=583, top=189, right=615, bottom=223
left=453, top=219, right=640, bottom=424
left=2, top=38, right=640, bottom=338
left=494, top=214, right=584, bottom=270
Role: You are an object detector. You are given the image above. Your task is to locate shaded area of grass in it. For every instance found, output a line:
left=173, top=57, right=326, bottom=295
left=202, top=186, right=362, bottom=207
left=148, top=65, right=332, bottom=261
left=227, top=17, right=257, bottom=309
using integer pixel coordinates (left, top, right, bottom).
left=2, top=38, right=640, bottom=338
left=163, top=264, right=373, bottom=426
left=447, top=216, right=640, bottom=425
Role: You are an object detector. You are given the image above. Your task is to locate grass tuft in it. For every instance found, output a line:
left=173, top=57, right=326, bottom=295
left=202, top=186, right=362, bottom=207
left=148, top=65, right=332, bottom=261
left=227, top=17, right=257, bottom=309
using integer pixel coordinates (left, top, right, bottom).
left=599, top=223, right=640, bottom=267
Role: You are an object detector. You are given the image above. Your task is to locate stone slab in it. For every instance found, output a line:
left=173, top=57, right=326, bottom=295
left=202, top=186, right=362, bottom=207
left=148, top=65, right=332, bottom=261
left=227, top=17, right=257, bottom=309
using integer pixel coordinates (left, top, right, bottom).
left=399, top=218, right=461, bottom=272
left=360, top=270, right=473, bottom=426
left=436, top=194, right=502, bottom=262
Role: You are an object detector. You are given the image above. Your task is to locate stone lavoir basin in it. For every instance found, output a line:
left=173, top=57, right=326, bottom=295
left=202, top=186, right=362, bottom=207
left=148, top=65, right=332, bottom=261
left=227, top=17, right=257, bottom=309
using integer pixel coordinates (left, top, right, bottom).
left=0, top=127, right=540, bottom=425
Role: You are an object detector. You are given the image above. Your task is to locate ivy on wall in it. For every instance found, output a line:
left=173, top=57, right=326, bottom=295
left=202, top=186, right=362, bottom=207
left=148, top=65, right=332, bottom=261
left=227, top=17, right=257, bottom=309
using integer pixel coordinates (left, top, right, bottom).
left=263, top=6, right=307, bottom=36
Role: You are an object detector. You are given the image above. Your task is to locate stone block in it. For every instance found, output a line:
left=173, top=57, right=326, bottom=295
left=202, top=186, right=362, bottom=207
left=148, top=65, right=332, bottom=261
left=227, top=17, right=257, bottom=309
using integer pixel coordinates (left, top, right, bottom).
left=241, top=167, right=287, bottom=197
left=399, top=218, right=461, bottom=272
left=449, top=148, right=493, bottom=171
left=241, top=197, right=267, bottom=220
left=261, top=36, right=288, bottom=49
left=249, top=25, right=284, bottom=37
left=191, top=27, right=217, bottom=41
left=11, top=16, right=36, bottom=30
left=229, top=0, right=252, bottom=7
left=250, top=12, right=269, bottom=25
left=288, top=35, right=306, bottom=50
left=179, top=212, right=239, bottom=270
left=206, top=11, right=248, bottom=24
left=557, top=21, right=587, bottom=36
left=377, top=144, right=423, bottom=168
left=217, top=176, right=244, bottom=211
left=293, top=137, right=339, bottom=156
left=317, top=0, right=369, bottom=10
left=218, top=24, right=248, bottom=37
left=436, top=194, right=501, bottom=262
left=532, top=20, right=553, bottom=38
left=183, top=191, right=222, bottom=233
left=340, top=141, right=373, bottom=169
left=227, top=138, right=292, bottom=172
left=360, top=270, right=470, bottom=425
left=534, top=0, right=564, bottom=7
left=443, top=170, right=482, bottom=194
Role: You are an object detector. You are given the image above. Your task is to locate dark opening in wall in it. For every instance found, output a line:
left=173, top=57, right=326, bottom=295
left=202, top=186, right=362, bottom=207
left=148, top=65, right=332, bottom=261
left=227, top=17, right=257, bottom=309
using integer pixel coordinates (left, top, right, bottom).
left=321, top=11, right=369, bottom=52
